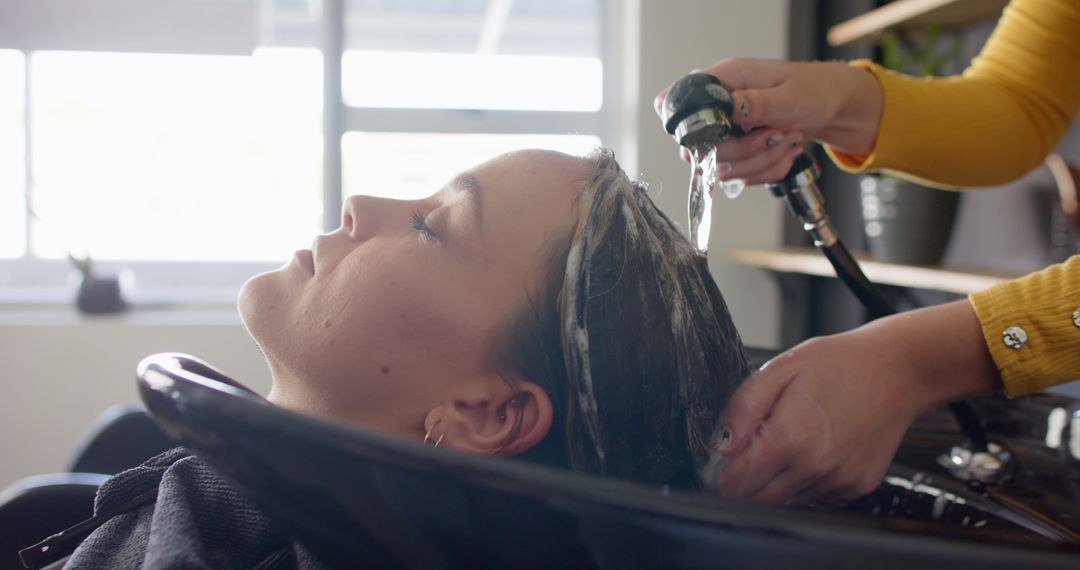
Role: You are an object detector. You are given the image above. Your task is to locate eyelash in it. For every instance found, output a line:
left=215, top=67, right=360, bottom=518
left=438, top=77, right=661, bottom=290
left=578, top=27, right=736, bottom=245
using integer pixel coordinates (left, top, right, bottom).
left=411, top=211, right=439, bottom=242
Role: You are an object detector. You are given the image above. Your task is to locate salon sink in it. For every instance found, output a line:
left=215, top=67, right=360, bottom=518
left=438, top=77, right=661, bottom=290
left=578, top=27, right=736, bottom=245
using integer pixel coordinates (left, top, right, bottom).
left=135, top=353, right=1080, bottom=569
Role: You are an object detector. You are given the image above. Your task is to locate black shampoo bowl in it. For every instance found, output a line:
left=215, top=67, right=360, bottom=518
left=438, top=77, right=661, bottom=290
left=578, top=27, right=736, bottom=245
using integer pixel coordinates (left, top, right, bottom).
left=137, top=353, right=1080, bottom=569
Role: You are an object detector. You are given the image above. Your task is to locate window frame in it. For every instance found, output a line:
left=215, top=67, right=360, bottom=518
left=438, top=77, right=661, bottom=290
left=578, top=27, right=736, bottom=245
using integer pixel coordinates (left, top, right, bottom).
left=0, top=0, right=630, bottom=305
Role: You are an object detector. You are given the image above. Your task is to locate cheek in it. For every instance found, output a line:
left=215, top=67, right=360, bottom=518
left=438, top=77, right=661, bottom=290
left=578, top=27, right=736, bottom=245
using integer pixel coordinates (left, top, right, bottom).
left=295, top=261, right=414, bottom=350
left=330, top=273, right=458, bottom=348
left=321, top=267, right=503, bottom=379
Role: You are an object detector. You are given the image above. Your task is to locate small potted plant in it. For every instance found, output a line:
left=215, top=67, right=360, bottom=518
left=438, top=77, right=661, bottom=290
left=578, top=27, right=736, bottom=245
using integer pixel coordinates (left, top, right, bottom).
left=69, top=252, right=132, bottom=314
left=860, top=24, right=963, bottom=265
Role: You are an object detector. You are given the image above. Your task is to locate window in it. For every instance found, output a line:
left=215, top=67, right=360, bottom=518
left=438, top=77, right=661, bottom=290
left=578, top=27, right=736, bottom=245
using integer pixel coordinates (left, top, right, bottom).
left=342, top=133, right=600, bottom=200
left=342, top=52, right=601, bottom=111
left=0, top=0, right=617, bottom=304
left=0, top=50, right=25, bottom=260
left=29, top=49, right=322, bottom=262
left=338, top=0, right=608, bottom=221
left=338, top=0, right=601, bottom=113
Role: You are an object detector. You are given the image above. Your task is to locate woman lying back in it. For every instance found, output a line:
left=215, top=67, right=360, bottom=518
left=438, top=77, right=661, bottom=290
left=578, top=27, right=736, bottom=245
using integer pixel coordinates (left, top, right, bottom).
left=61, top=148, right=750, bottom=568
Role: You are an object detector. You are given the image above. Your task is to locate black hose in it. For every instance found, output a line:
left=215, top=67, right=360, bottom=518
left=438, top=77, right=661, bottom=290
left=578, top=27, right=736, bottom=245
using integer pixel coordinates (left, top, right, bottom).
left=823, top=244, right=893, bottom=321
left=822, top=240, right=989, bottom=453
left=948, top=398, right=991, bottom=453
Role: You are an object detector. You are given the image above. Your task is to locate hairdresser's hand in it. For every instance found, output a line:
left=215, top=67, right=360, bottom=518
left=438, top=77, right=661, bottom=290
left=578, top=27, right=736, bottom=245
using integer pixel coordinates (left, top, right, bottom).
left=653, top=58, right=882, bottom=185
left=710, top=300, right=1002, bottom=505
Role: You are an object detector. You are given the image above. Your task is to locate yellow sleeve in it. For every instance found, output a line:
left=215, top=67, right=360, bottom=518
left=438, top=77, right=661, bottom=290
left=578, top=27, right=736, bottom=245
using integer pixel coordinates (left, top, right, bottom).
left=825, top=0, right=1080, bottom=189
left=968, top=255, right=1080, bottom=397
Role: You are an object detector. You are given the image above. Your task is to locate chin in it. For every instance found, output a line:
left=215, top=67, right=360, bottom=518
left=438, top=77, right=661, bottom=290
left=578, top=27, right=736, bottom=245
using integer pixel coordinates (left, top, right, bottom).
left=238, top=265, right=314, bottom=376
left=237, top=269, right=285, bottom=344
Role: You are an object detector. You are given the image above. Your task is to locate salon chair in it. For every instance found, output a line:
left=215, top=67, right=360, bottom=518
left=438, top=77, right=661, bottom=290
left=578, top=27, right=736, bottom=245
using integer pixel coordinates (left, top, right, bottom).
left=0, top=404, right=173, bottom=570
left=114, top=352, right=1080, bottom=569
left=67, top=403, right=173, bottom=475
left=0, top=473, right=106, bottom=570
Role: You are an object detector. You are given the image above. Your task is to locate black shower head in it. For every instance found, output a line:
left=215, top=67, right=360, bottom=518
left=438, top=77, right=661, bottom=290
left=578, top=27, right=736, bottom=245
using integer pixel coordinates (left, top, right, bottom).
left=660, top=73, right=744, bottom=148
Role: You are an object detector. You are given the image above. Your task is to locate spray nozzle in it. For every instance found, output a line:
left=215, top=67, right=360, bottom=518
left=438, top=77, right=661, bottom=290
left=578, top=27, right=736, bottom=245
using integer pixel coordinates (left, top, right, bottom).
left=661, top=73, right=748, bottom=206
left=658, top=73, right=749, bottom=253
left=660, top=72, right=743, bottom=146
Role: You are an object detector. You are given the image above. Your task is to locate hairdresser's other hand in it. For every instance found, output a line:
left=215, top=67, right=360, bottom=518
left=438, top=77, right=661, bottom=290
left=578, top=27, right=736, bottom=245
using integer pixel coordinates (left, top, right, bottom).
left=653, top=58, right=882, bottom=185
left=710, top=300, right=1002, bottom=505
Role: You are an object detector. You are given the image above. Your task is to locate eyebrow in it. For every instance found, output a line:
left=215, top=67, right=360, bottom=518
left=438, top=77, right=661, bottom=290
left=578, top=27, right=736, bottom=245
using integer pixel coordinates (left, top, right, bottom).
left=453, top=173, right=483, bottom=232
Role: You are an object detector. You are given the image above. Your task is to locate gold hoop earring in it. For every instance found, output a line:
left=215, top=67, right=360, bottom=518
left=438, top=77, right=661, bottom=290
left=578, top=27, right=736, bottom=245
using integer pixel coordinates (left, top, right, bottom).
left=424, top=423, right=445, bottom=448
left=500, top=397, right=519, bottom=421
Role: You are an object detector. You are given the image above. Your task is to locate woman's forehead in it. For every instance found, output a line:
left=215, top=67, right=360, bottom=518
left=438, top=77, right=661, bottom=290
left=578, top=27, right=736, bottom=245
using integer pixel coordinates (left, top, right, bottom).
left=455, top=151, right=585, bottom=263
left=481, top=148, right=589, bottom=174
left=472, top=149, right=592, bottom=198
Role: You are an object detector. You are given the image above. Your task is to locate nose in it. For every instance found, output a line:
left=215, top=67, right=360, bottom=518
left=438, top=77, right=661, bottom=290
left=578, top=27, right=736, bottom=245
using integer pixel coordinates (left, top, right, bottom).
left=341, top=194, right=391, bottom=242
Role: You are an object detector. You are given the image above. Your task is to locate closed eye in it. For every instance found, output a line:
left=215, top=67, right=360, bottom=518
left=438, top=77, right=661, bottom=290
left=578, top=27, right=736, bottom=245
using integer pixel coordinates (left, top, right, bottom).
left=411, top=211, right=439, bottom=242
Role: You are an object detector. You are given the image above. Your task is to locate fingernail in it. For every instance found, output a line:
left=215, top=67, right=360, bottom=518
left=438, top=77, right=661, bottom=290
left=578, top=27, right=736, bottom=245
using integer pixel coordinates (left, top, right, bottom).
left=717, top=162, right=732, bottom=175
left=739, top=99, right=750, bottom=119
left=715, top=426, right=733, bottom=453
left=791, top=139, right=804, bottom=148
left=766, top=134, right=782, bottom=147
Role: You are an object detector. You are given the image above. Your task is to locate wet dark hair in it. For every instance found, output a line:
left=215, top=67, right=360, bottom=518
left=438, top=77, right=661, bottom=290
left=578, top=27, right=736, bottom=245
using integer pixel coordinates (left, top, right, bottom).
left=498, top=148, right=750, bottom=489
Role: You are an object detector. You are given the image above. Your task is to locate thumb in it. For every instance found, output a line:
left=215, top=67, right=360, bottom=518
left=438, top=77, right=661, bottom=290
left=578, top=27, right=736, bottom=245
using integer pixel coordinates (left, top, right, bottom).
left=653, top=90, right=668, bottom=121
left=730, top=86, right=796, bottom=131
left=718, top=363, right=797, bottom=456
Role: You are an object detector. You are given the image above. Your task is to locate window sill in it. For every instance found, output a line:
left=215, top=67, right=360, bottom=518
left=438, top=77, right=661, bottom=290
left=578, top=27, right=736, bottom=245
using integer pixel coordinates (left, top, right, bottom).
left=0, top=303, right=242, bottom=326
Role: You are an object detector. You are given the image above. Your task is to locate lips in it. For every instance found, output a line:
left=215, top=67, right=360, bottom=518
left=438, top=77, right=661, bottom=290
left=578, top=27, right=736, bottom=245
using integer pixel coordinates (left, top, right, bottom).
left=311, top=235, right=330, bottom=276
left=294, top=249, right=315, bottom=275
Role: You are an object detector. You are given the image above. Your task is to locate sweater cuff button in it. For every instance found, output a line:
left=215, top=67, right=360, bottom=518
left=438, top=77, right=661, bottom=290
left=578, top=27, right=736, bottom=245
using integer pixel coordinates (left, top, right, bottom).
left=1003, top=326, right=1028, bottom=349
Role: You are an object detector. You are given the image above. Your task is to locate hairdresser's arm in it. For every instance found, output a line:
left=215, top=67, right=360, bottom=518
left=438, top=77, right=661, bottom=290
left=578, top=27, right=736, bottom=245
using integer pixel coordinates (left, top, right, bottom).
left=831, top=0, right=1080, bottom=187
left=710, top=300, right=1002, bottom=505
left=714, top=255, right=1080, bottom=504
left=655, top=0, right=1080, bottom=188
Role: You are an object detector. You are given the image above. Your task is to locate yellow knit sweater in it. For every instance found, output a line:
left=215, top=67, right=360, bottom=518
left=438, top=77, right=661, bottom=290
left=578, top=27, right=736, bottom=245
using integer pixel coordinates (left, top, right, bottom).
left=826, top=0, right=1080, bottom=396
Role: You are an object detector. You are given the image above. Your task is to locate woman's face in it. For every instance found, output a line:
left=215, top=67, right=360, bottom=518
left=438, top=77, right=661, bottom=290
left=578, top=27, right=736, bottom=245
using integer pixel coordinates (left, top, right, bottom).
left=239, top=149, right=590, bottom=446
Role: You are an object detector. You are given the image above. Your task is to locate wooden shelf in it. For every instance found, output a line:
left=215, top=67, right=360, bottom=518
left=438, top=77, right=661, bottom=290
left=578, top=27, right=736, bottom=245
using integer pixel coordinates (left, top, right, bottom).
left=729, top=247, right=1024, bottom=295
left=827, top=0, right=1009, bottom=46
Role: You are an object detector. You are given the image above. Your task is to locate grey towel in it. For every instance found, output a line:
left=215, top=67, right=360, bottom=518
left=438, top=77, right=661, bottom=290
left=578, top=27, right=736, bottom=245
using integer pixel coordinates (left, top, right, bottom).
left=64, top=448, right=326, bottom=569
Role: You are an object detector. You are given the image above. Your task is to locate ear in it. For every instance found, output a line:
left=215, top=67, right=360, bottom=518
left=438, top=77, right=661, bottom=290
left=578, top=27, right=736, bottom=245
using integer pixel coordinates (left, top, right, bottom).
left=423, top=378, right=553, bottom=457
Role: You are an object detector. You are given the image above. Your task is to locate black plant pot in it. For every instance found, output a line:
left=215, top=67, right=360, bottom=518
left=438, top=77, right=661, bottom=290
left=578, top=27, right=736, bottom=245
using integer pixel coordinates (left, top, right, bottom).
left=75, top=275, right=130, bottom=314
left=860, top=175, right=961, bottom=265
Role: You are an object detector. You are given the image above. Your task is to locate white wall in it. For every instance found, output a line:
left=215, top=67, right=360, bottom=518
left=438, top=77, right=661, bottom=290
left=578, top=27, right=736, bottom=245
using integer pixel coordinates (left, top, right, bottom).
left=0, top=0, right=793, bottom=490
left=634, top=0, right=789, bottom=348
left=0, top=311, right=270, bottom=488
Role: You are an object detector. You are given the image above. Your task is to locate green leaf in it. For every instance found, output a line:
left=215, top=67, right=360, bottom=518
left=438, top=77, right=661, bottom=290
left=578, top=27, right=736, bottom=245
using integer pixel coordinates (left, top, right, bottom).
left=877, top=23, right=961, bottom=77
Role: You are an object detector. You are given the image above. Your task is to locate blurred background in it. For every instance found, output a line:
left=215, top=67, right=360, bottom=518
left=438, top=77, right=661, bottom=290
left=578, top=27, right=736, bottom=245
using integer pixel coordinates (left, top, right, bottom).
left=1, top=0, right=1075, bottom=489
